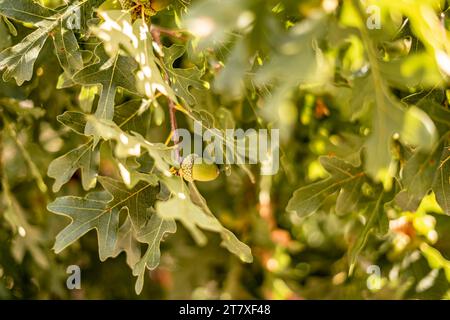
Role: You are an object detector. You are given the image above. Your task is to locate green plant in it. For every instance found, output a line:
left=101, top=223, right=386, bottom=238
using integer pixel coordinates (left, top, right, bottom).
left=0, top=0, right=449, bottom=299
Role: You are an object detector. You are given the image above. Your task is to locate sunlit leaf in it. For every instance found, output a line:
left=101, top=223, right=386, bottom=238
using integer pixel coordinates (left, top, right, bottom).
left=0, top=2, right=83, bottom=85
left=73, top=46, right=138, bottom=135
left=162, top=44, right=208, bottom=105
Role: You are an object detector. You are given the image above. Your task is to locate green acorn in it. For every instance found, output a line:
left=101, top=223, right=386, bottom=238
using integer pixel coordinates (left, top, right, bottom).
left=179, top=154, right=220, bottom=182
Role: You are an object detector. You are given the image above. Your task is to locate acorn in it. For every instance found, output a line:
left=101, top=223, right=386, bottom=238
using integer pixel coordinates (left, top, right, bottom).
left=179, top=154, right=220, bottom=182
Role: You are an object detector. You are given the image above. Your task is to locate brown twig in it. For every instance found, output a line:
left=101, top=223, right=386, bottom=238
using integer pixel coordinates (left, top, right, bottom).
left=151, top=24, right=188, bottom=41
left=168, top=99, right=179, bottom=155
left=150, top=26, right=181, bottom=163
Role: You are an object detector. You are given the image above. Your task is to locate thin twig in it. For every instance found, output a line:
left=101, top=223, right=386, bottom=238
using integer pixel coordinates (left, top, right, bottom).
left=150, top=25, right=181, bottom=163
left=151, top=24, right=188, bottom=41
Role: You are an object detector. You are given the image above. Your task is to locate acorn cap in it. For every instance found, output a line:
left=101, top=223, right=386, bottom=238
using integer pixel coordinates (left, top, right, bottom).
left=180, top=154, right=197, bottom=182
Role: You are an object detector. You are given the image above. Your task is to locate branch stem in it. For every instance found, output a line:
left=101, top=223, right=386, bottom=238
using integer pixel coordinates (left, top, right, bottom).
left=150, top=25, right=181, bottom=163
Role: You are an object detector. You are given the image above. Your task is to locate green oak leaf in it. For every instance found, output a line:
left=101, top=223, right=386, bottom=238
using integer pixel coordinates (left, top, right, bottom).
left=157, top=196, right=222, bottom=245
left=162, top=44, right=209, bottom=105
left=93, top=11, right=176, bottom=101
left=48, top=176, right=160, bottom=260
left=287, top=156, right=365, bottom=217
left=51, top=23, right=83, bottom=77
left=348, top=190, right=391, bottom=275
left=396, top=140, right=444, bottom=211
left=48, top=100, right=155, bottom=192
left=47, top=142, right=100, bottom=192
left=433, top=144, right=450, bottom=215
left=349, top=76, right=373, bottom=121
left=132, top=212, right=176, bottom=294
left=57, top=111, right=87, bottom=135
left=219, top=228, right=253, bottom=263
left=47, top=193, right=120, bottom=261
left=116, top=157, right=159, bottom=189
left=73, top=46, right=138, bottom=135
left=99, top=176, right=160, bottom=230
left=113, top=99, right=150, bottom=135
left=364, top=90, right=437, bottom=184
left=335, top=174, right=365, bottom=216
left=61, top=100, right=150, bottom=137
left=356, top=30, right=438, bottom=184
left=187, top=181, right=252, bottom=262
left=0, top=0, right=54, bottom=24
left=0, top=2, right=83, bottom=85
left=86, top=116, right=174, bottom=175
left=0, top=21, right=50, bottom=85
left=113, top=216, right=141, bottom=269
left=159, top=176, right=253, bottom=263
